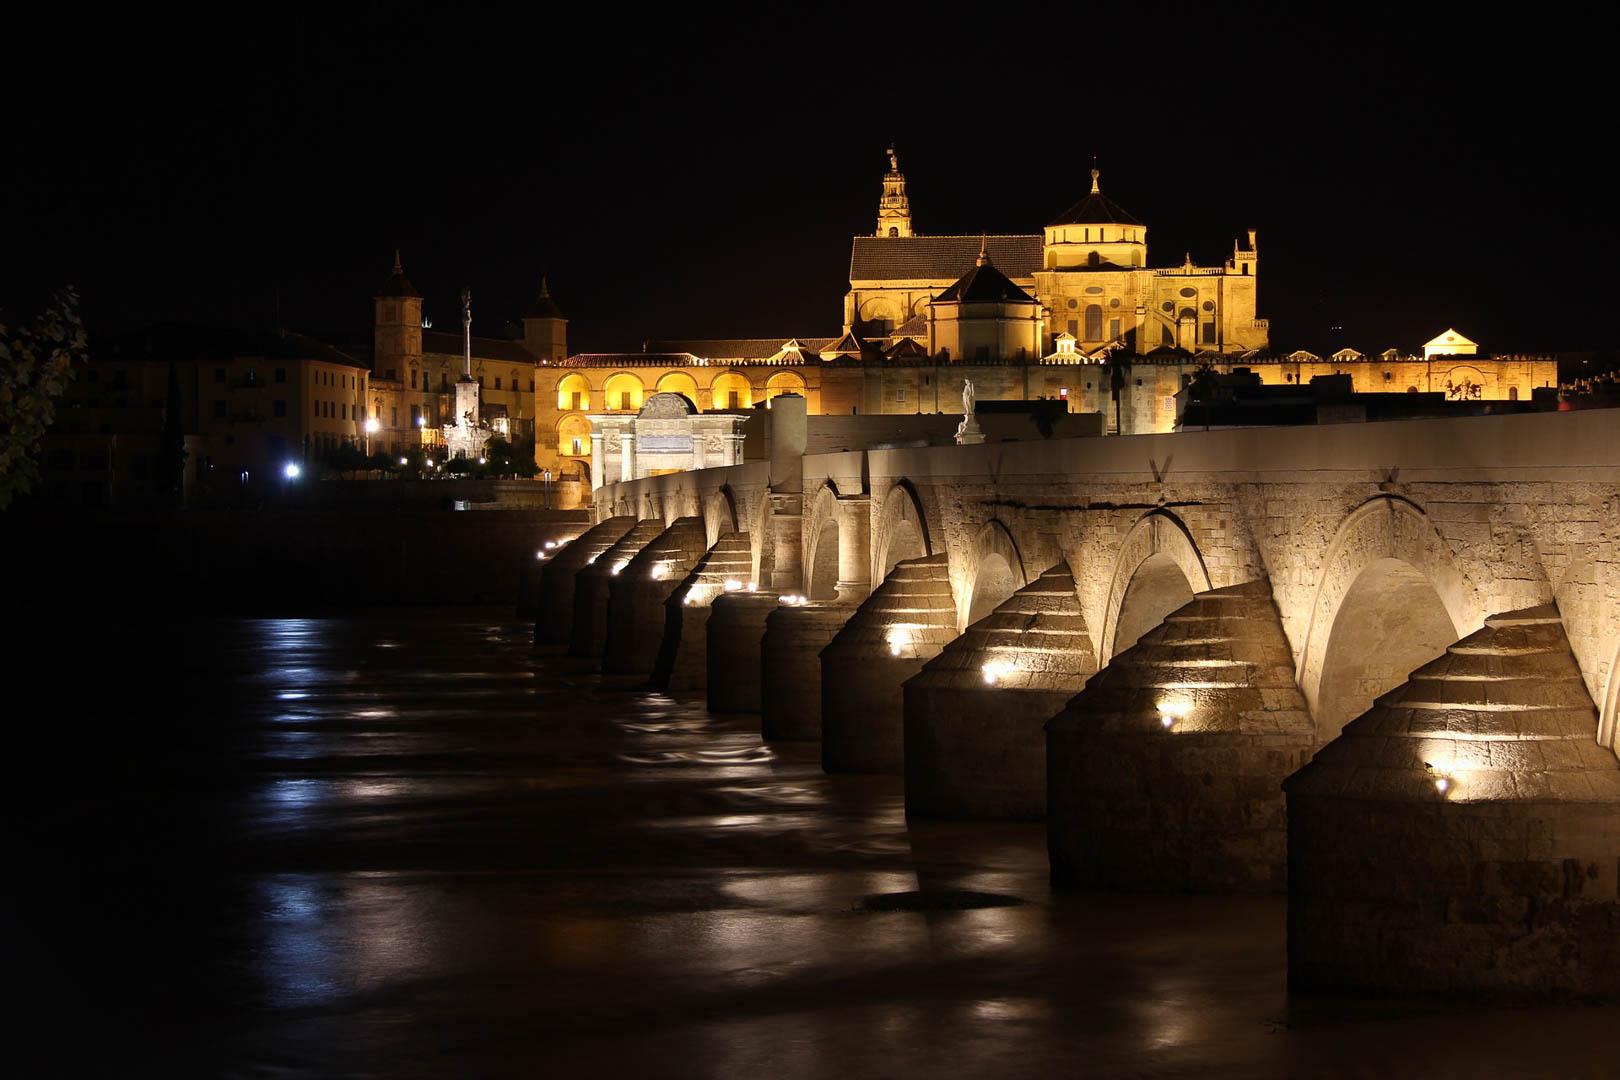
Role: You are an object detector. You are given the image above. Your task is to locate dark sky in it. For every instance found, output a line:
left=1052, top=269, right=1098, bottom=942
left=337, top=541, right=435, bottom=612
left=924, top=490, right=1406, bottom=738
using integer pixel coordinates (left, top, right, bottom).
left=7, top=2, right=1611, bottom=356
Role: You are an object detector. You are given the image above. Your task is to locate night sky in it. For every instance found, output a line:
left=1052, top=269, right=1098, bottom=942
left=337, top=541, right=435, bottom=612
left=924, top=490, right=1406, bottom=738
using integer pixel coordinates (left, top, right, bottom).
left=7, top=3, right=1611, bottom=357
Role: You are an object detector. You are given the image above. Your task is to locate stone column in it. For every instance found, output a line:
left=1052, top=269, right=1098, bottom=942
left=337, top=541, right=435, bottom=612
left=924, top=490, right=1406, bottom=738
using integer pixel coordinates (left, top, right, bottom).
left=835, top=495, right=872, bottom=603
left=768, top=393, right=807, bottom=492
left=691, top=429, right=708, bottom=471
left=620, top=431, right=634, bottom=483
left=767, top=493, right=803, bottom=592
left=590, top=432, right=604, bottom=490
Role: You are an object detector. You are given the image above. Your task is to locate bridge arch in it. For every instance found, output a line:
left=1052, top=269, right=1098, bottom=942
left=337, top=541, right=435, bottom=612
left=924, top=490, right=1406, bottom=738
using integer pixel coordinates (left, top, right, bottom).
left=873, top=480, right=931, bottom=585
left=961, top=519, right=1028, bottom=630
left=804, top=484, right=843, bottom=601
left=702, top=485, right=739, bottom=548
left=1298, top=495, right=1480, bottom=741
left=1098, top=509, right=1213, bottom=664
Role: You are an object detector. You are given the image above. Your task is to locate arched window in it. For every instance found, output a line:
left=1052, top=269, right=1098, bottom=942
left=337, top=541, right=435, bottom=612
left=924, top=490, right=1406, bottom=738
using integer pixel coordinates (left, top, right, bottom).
left=1087, top=251, right=1100, bottom=268
left=557, top=373, right=590, bottom=410
left=1084, top=304, right=1103, bottom=341
left=1508, top=386, right=1519, bottom=401
left=602, top=373, right=644, bottom=412
left=888, top=226, right=899, bottom=237
left=709, top=373, right=752, bottom=411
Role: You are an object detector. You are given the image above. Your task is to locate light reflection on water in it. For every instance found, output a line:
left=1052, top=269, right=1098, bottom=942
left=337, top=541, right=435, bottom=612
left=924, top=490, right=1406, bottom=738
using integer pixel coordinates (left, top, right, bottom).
left=93, top=613, right=1620, bottom=1077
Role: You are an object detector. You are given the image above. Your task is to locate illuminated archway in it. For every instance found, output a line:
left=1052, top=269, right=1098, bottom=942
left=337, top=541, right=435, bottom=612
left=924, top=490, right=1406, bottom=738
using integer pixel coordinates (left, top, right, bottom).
left=804, top=485, right=843, bottom=601
left=873, top=481, right=930, bottom=584
left=709, top=372, right=753, bottom=411
left=556, top=413, right=592, bottom=458
left=702, top=485, right=739, bottom=549
left=556, top=373, right=591, bottom=411
left=602, top=372, right=645, bottom=412
left=765, top=371, right=806, bottom=405
left=1314, top=557, right=1457, bottom=743
left=962, top=520, right=1026, bottom=630
left=1111, top=553, right=1196, bottom=657
left=656, top=371, right=699, bottom=405
left=1098, top=510, right=1212, bottom=663
left=1298, top=496, right=1479, bottom=730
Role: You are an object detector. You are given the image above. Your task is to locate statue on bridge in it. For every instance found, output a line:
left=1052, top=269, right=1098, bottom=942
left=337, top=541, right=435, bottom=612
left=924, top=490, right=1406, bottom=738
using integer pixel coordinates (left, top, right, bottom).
left=955, top=378, right=984, bottom=445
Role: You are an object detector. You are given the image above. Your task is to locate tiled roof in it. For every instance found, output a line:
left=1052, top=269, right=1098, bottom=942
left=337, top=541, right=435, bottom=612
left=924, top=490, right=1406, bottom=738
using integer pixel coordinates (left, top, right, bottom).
left=648, top=337, right=837, bottom=360
left=422, top=331, right=538, bottom=364
left=934, top=257, right=1037, bottom=305
left=892, top=313, right=927, bottom=338
left=1047, top=190, right=1144, bottom=228
left=849, top=235, right=1041, bottom=281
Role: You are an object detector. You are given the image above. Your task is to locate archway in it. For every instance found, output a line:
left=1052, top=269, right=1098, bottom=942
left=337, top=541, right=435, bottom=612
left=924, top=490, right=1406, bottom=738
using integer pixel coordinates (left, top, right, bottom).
left=765, top=371, right=806, bottom=405
left=702, top=486, right=739, bottom=549
left=656, top=371, right=699, bottom=405
left=556, top=373, right=591, bottom=411
left=556, top=413, right=591, bottom=459
left=602, top=372, right=645, bottom=413
left=874, top=482, right=931, bottom=583
left=1297, top=496, right=1478, bottom=730
left=963, top=520, right=1026, bottom=629
left=808, top=515, right=841, bottom=601
left=709, top=372, right=753, bottom=411
left=804, top=486, right=843, bottom=601
left=1314, top=558, right=1457, bottom=743
left=1112, top=553, right=1196, bottom=656
left=1098, top=510, right=1213, bottom=663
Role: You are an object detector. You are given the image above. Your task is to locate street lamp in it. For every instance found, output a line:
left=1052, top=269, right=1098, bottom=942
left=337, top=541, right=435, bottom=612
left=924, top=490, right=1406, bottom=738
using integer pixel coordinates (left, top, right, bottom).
left=364, top=416, right=380, bottom=457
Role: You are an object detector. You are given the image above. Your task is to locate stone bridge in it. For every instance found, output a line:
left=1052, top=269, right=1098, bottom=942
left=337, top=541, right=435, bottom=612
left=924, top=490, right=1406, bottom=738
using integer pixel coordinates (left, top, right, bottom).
left=536, top=402, right=1620, bottom=997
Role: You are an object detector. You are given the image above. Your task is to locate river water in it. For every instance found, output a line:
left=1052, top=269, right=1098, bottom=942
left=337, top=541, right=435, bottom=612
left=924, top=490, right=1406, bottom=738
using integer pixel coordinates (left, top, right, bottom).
left=12, top=612, right=1616, bottom=1077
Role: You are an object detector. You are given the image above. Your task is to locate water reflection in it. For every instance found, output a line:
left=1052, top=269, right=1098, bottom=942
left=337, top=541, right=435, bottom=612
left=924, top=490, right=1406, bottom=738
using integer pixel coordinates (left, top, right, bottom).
left=31, top=613, right=1617, bottom=1077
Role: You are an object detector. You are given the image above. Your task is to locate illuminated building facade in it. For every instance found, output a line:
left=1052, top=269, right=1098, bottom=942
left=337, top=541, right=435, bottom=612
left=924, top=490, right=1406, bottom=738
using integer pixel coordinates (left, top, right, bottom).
left=527, top=149, right=1556, bottom=484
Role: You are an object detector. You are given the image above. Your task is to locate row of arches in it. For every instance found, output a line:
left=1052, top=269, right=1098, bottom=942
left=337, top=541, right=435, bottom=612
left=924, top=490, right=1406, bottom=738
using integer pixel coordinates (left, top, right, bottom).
left=554, top=370, right=807, bottom=416
left=606, top=479, right=1615, bottom=749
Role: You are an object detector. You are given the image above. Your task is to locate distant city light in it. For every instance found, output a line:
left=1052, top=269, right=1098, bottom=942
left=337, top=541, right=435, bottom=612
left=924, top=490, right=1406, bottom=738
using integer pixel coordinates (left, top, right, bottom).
left=399, top=457, right=409, bottom=466
left=478, top=457, right=487, bottom=465
left=283, top=462, right=302, bottom=480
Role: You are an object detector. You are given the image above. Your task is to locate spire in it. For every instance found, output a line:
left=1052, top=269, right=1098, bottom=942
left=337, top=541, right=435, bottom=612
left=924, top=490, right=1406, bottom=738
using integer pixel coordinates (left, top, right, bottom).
left=1090, top=166, right=1100, bottom=195
left=377, top=248, right=422, bottom=298
left=976, top=234, right=989, bottom=266
left=539, top=275, right=550, bottom=298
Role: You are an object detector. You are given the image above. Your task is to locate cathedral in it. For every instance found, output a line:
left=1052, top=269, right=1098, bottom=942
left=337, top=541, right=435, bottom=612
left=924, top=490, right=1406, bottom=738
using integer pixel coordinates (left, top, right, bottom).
left=364, top=149, right=1555, bottom=492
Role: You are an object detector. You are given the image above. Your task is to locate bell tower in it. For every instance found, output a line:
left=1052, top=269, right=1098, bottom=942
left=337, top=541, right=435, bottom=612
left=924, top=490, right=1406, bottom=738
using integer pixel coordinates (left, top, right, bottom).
left=373, top=250, right=422, bottom=380
left=521, top=276, right=569, bottom=362
left=875, top=145, right=913, bottom=238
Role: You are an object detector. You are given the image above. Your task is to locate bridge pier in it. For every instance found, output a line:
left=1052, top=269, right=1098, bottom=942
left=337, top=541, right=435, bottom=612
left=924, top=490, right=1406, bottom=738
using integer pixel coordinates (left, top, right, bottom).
left=603, top=517, right=708, bottom=675
left=534, top=517, right=634, bottom=646
left=650, top=532, right=754, bottom=691
left=820, top=553, right=956, bottom=773
left=706, top=589, right=779, bottom=713
left=1285, top=604, right=1620, bottom=997
left=761, top=601, right=854, bottom=741
left=1047, top=579, right=1316, bottom=893
left=569, top=519, right=666, bottom=660
left=903, top=565, right=1095, bottom=820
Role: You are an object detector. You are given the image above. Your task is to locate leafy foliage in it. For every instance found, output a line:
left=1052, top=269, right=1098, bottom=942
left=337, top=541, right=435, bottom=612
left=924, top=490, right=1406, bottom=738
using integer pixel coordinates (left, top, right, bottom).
left=0, top=288, right=87, bottom=509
